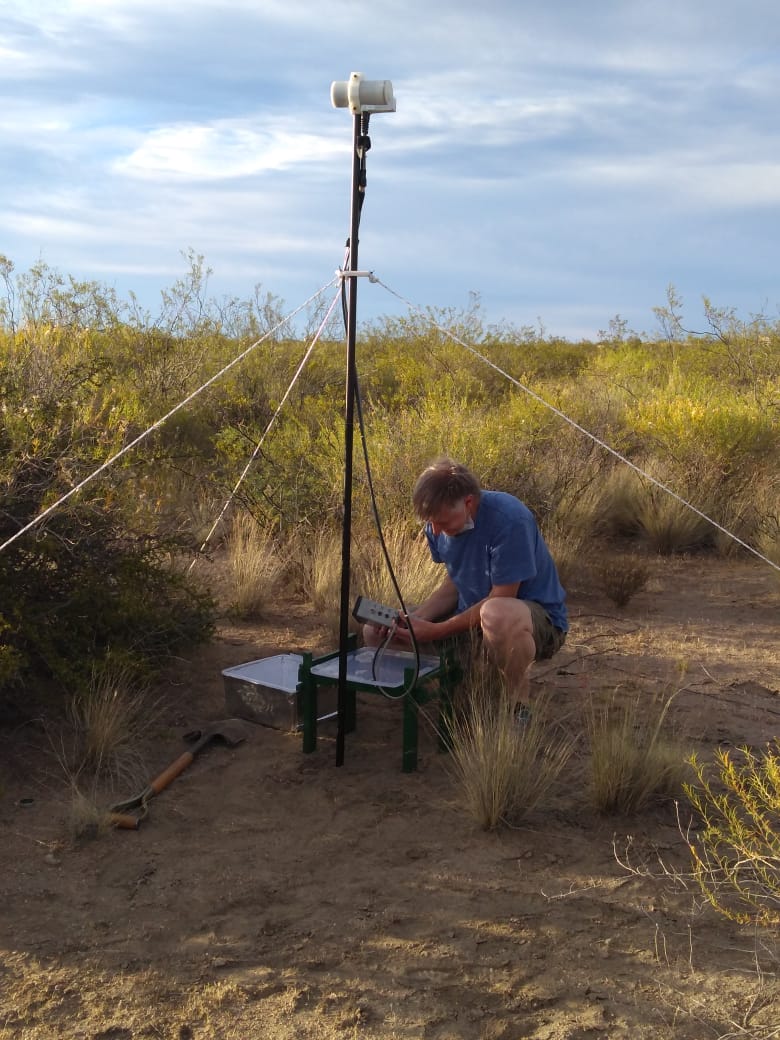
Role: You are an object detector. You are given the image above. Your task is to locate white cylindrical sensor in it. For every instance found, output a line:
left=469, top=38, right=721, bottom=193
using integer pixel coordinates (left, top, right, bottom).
left=331, top=72, right=395, bottom=113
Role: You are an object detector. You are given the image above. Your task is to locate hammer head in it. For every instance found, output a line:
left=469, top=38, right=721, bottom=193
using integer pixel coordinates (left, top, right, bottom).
left=183, top=718, right=253, bottom=754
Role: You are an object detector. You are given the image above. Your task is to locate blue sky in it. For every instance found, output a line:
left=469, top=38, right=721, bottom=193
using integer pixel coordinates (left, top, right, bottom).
left=2, top=0, right=779, bottom=340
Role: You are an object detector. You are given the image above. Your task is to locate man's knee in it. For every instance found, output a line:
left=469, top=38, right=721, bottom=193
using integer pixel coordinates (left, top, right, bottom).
left=479, top=599, right=536, bottom=680
left=479, top=597, right=534, bottom=640
left=479, top=599, right=536, bottom=668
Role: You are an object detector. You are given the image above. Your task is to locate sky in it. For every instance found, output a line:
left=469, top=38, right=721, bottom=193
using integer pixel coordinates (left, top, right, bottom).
left=2, top=0, right=780, bottom=341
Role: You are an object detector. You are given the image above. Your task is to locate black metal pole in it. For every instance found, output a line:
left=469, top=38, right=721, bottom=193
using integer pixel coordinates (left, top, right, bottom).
left=335, top=111, right=363, bottom=767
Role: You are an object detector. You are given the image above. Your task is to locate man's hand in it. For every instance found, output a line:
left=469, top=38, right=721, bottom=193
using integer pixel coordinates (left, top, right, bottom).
left=394, top=613, right=443, bottom=645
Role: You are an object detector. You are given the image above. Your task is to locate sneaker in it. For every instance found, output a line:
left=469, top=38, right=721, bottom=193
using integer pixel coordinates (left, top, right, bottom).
left=513, top=704, right=532, bottom=728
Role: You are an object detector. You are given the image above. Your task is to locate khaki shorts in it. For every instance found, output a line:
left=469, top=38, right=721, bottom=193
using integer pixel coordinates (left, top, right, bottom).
left=440, top=600, right=565, bottom=663
left=527, top=600, right=567, bottom=661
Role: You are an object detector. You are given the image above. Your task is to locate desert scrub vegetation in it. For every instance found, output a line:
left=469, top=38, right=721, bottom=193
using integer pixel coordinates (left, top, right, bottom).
left=594, top=553, right=651, bottom=607
left=446, top=651, right=575, bottom=829
left=297, top=526, right=350, bottom=639
left=294, top=519, right=442, bottom=638
left=684, top=742, right=780, bottom=926
left=0, top=254, right=777, bottom=718
left=65, top=661, right=155, bottom=789
left=356, top=518, right=444, bottom=610
left=585, top=688, right=689, bottom=814
left=224, top=511, right=287, bottom=619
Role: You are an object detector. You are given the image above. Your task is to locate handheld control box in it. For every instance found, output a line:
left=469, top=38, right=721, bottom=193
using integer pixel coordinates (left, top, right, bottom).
left=352, top=596, right=400, bottom=628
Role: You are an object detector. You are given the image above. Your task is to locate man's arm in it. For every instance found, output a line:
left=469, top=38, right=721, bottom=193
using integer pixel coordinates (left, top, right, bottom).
left=399, top=581, right=521, bottom=643
left=411, top=576, right=459, bottom=621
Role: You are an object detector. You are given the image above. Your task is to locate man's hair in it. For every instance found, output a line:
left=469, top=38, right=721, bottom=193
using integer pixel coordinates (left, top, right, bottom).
left=412, top=457, right=482, bottom=519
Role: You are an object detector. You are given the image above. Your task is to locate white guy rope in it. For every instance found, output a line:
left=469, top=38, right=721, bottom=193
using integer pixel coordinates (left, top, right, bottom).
left=0, top=278, right=338, bottom=556
left=190, top=284, right=343, bottom=565
left=374, top=277, right=780, bottom=575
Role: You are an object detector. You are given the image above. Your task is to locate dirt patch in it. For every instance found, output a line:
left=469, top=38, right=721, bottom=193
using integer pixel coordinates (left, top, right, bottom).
left=1, top=556, right=779, bottom=1039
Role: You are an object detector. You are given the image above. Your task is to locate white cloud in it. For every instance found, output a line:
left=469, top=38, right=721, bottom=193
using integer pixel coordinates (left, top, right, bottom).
left=574, top=156, right=780, bottom=208
left=116, top=120, right=346, bottom=180
left=8, top=0, right=147, bottom=39
left=392, top=77, right=583, bottom=139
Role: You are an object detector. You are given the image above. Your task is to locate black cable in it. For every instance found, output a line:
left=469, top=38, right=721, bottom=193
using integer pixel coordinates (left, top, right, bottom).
left=353, top=367, right=422, bottom=698
left=341, top=112, right=371, bottom=332
left=338, top=109, right=422, bottom=699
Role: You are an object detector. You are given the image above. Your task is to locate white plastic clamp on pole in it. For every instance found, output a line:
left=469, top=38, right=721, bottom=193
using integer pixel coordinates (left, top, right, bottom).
left=331, top=72, right=396, bottom=114
left=336, top=269, right=378, bottom=282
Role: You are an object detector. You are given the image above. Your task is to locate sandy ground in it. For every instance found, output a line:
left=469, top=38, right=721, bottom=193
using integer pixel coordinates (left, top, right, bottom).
left=1, top=555, right=779, bottom=1039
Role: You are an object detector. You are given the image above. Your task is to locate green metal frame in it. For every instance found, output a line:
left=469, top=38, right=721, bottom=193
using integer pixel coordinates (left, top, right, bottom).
left=298, top=641, right=461, bottom=772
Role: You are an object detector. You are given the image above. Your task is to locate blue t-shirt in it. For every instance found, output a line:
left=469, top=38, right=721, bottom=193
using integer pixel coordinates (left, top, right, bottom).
left=424, top=490, right=568, bottom=632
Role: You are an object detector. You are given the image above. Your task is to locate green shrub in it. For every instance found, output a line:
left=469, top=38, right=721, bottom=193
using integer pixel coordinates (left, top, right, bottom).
left=0, top=505, right=215, bottom=703
left=685, top=743, right=780, bottom=926
left=0, top=300, right=217, bottom=715
left=630, top=389, right=777, bottom=472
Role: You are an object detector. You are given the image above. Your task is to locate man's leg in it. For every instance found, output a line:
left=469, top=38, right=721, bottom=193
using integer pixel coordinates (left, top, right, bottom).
left=478, top=598, right=536, bottom=710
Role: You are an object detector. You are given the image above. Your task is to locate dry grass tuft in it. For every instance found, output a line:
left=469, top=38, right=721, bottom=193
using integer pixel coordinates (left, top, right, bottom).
left=542, top=525, right=587, bottom=592
left=635, top=489, right=715, bottom=555
left=225, top=511, right=286, bottom=618
left=357, top=518, right=442, bottom=610
left=586, top=687, right=689, bottom=814
left=66, top=784, right=111, bottom=842
left=596, top=555, right=651, bottom=607
left=297, top=519, right=443, bottom=639
left=299, top=526, right=350, bottom=638
left=543, top=481, right=605, bottom=589
left=602, top=465, right=715, bottom=553
left=757, top=510, right=780, bottom=576
left=51, top=663, right=153, bottom=840
left=447, top=652, right=574, bottom=829
left=67, top=662, right=153, bottom=791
